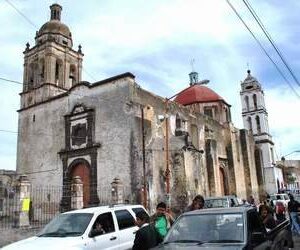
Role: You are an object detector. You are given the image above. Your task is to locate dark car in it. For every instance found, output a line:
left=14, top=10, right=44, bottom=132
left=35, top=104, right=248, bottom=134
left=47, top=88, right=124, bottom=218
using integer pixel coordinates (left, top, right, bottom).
left=152, top=207, right=293, bottom=250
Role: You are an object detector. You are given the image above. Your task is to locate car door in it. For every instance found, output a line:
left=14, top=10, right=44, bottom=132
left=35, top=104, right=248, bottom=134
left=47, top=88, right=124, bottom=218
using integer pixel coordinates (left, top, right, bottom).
left=247, top=211, right=271, bottom=250
left=114, top=209, right=138, bottom=250
left=86, top=212, right=120, bottom=250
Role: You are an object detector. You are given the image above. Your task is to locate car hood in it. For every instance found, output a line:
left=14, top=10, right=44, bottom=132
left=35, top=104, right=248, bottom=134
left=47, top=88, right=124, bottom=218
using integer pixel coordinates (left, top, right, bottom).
left=1, top=236, right=83, bottom=250
left=152, top=243, right=244, bottom=250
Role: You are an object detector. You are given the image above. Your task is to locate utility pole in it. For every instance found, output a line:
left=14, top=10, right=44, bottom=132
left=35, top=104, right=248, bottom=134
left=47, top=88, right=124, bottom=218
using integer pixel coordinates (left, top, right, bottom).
left=164, top=99, right=171, bottom=210
left=141, top=106, right=147, bottom=209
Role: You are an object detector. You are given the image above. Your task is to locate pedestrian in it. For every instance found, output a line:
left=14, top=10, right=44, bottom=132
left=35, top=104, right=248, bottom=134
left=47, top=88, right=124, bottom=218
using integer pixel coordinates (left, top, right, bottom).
left=288, top=193, right=300, bottom=235
left=132, top=211, right=159, bottom=250
left=185, top=195, right=205, bottom=212
left=259, top=204, right=276, bottom=230
left=248, top=195, right=256, bottom=207
left=275, top=201, right=286, bottom=223
left=150, top=202, right=174, bottom=243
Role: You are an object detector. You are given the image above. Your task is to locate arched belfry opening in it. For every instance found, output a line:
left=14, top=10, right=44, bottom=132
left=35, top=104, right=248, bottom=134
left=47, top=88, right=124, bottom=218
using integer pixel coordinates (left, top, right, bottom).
left=21, top=3, right=83, bottom=109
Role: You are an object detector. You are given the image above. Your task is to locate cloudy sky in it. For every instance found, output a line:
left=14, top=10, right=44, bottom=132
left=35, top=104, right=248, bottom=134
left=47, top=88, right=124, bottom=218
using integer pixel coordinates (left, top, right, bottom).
left=1, top=0, right=300, bottom=170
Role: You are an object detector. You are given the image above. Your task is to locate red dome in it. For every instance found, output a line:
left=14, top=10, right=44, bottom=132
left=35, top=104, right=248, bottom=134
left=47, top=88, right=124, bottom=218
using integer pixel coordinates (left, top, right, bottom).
left=174, top=85, right=225, bottom=105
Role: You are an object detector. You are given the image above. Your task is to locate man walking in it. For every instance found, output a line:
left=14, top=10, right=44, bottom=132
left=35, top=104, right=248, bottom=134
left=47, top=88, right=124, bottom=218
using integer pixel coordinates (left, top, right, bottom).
left=150, top=202, right=174, bottom=243
left=288, top=194, right=300, bottom=236
left=185, top=195, right=205, bottom=212
left=132, top=211, right=159, bottom=250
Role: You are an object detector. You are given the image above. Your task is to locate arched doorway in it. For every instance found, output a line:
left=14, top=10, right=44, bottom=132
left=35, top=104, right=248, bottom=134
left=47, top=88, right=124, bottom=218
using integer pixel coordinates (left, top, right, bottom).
left=70, top=162, right=90, bottom=207
left=219, top=167, right=229, bottom=195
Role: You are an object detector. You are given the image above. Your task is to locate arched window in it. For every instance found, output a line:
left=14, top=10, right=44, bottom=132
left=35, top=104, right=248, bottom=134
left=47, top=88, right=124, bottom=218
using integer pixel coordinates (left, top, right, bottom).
left=39, top=59, right=45, bottom=81
left=175, top=114, right=181, bottom=129
left=28, top=63, right=34, bottom=90
left=55, top=61, right=60, bottom=83
left=253, top=94, right=257, bottom=109
left=191, top=124, right=199, bottom=149
left=247, top=117, right=252, bottom=132
left=55, top=59, right=63, bottom=85
left=256, top=115, right=261, bottom=134
left=245, top=96, right=249, bottom=111
left=69, top=65, right=77, bottom=86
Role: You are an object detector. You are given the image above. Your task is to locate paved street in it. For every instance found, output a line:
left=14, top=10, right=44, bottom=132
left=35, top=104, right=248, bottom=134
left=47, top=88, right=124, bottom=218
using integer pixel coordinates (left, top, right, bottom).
left=293, top=235, right=300, bottom=248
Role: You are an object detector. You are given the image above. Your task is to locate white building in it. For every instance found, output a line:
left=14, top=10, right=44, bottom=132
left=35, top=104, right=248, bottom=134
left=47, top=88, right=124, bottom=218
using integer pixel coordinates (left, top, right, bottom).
left=240, top=70, right=284, bottom=194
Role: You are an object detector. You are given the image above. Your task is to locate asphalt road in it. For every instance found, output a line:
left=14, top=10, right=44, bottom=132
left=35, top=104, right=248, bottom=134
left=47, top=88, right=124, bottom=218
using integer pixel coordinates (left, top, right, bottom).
left=293, top=235, right=300, bottom=248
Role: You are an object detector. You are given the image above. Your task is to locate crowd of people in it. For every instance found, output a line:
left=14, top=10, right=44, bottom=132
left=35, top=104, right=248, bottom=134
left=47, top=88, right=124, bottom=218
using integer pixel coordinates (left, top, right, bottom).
left=132, top=193, right=300, bottom=249
left=247, top=193, right=300, bottom=235
left=132, top=195, right=205, bottom=250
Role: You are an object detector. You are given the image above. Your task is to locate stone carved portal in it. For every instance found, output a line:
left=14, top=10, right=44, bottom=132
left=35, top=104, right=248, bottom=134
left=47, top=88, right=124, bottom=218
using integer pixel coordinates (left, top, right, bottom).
left=70, top=162, right=90, bottom=207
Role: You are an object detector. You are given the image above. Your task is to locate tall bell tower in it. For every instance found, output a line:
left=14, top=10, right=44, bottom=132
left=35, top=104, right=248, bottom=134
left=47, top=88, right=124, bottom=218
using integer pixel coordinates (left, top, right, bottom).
left=240, top=70, right=282, bottom=194
left=21, top=4, right=83, bottom=109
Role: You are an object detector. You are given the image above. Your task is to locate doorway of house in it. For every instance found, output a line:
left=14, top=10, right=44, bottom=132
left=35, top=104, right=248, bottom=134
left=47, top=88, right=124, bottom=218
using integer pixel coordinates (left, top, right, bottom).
left=70, top=163, right=90, bottom=207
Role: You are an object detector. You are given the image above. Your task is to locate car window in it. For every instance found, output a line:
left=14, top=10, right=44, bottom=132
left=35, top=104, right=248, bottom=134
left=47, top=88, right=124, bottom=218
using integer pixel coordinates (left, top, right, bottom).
left=284, top=195, right=289, bottom=200
left=132, top=207, right=146, bottom=216
left=165, top=213, right=244, bottom=243
left=91, top=212, right=115, bottom=235
left=115, top=209, right=135, bottom=230
left=38, top=213, right=93, bottom=237
left=205, top=199, right=229, bottom=208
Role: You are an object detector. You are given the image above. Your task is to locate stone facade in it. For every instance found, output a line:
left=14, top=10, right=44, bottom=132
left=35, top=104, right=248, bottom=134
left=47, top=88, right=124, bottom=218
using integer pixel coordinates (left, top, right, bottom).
left=16, top=4, right=262, bottom=213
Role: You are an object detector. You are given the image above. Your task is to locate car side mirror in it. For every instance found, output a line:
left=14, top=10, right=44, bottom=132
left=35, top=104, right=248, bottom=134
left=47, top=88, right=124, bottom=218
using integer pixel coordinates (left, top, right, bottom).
left=251, top=231, right=265, bottom=243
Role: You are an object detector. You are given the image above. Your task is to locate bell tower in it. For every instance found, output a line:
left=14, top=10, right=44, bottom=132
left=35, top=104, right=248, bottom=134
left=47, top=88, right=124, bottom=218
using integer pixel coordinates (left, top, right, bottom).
left=21, top=4, right=83, bottom=109
left=240, top=70, right=281, bottom=194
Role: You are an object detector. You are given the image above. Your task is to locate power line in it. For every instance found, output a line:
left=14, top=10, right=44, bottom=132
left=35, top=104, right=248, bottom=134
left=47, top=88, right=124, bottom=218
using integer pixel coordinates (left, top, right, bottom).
left=242, top=0, right=300, bottom=88
left=225, top=0, right=300, bottom=98
left=0, top=77, right=23, bottom=85
left=4, top=0, right=38, bottom=29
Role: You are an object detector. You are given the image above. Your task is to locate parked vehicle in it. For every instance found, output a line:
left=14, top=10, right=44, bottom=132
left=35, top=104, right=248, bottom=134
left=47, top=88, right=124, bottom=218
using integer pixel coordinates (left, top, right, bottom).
left=152, top=207, right=293, bottom=249
left=204, top=196, right=239, bottom=208
left=269, top=193, right=290, bottom=208
left=2, top=204, right=147, bottom=250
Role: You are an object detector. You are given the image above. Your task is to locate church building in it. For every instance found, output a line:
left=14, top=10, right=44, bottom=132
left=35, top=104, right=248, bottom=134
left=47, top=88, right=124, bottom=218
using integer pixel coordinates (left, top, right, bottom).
left=17, top=4, right=264, bottom=212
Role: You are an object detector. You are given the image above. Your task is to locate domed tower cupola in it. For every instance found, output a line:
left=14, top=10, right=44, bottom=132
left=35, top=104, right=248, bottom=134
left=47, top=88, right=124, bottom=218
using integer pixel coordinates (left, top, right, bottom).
left=175, top=71, right=232, bottom=124
left=35, top=3, right=73, bottom=47
left=189, top=71, right=199, bottom=86
left=50, top=3, right=62, bottom=21
left=241, top=70, right=261, bottom=91
left=21, top=3, right=83, bottom=109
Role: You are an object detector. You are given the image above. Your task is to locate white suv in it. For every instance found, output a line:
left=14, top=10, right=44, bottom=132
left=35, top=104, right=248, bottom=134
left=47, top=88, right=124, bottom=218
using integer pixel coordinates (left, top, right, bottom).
left=2, top=204, right=147, bottom=250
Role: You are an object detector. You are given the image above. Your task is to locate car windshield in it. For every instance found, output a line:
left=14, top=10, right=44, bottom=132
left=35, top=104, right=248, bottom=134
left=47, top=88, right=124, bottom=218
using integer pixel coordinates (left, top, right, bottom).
left=165, top=213, right=244, bottom=244
left=205, top=199, right=229, bottom=208
left=38, top=213, right=93, bottom=237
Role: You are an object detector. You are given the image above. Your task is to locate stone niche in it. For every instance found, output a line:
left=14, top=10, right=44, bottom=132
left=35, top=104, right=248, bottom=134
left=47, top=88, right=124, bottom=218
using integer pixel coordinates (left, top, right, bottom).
left=65, top=104, right=95, bottom=150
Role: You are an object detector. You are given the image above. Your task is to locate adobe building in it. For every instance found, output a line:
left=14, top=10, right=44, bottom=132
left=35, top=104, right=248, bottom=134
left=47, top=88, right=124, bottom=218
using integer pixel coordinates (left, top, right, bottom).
left=17, top=4, right=263, bottom=212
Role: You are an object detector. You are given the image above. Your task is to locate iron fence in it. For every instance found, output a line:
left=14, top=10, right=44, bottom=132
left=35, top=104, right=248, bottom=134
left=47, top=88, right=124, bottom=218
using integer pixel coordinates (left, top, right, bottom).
left=0, top=184, right=133, bottom=231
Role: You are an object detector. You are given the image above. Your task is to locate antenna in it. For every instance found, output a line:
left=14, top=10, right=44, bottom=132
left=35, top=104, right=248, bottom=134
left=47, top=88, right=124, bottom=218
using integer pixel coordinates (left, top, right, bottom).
left=190, top=59, right=195, bottom=72
left=247, top=62, right=250, bottom=71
